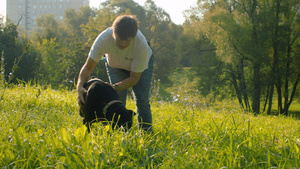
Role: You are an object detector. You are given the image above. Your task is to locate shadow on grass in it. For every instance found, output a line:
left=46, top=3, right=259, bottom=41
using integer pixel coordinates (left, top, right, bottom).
left=289, top=110, right=300, bottom=119
left=268, top=110, right=300, bottom=119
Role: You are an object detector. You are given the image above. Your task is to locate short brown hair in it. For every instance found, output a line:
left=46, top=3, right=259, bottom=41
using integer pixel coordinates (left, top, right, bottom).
left=112, top=15, right=138, bottom=40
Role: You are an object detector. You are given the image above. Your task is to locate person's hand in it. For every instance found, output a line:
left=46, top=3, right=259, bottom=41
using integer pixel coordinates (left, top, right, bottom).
left=77, top=85, right=87, bottom=107
left=105, top=82, right=119, bottom=92
left=105, top=82, right=114, bottom=87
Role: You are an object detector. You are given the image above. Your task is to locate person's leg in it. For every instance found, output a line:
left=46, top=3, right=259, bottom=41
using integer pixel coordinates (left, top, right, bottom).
left=132, top=55, right=154, bottom=131
left=105, top=63, right=129, bottom=105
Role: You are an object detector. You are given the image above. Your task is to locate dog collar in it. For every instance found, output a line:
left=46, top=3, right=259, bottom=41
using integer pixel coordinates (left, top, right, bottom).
left=103, top=100, right=123, bottom=115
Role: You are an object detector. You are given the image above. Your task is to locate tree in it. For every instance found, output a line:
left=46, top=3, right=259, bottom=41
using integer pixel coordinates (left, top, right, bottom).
left=32, top=14, right=63, bottom=42
left=63, top=6, right=96, bottom=38
left=62, top=6, right=97, bottom=87
left=185, top=0, right=300, bottom=114
left=271, top=0, right=300, bottom=115
left=143, top=0, right=181, bottom=83
left=187, top=0, right=267, bottom=113
left=29, top=7, right=97, bottom=88
left=0, top=19, right=39, bottom=84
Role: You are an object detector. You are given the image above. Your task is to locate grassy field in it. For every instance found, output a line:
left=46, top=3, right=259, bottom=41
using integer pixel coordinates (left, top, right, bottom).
left=0, top=84, right=299, bottom=168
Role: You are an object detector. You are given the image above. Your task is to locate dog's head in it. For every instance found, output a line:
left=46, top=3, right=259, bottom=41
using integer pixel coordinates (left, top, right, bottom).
left=108, top=108, right=135, bottom=131
left=81, top=104, right=135, bottom=132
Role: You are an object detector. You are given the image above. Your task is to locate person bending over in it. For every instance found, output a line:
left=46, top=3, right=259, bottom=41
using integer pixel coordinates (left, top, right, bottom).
left=77, top=15, right=154, bottom=132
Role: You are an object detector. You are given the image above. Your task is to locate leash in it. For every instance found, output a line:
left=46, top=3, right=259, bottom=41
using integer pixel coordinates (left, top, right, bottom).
left=102, top=100, right=123, bottom=115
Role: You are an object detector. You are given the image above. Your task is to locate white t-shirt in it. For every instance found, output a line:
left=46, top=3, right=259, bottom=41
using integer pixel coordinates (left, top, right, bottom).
left=89, top=27, right=152, bottom=73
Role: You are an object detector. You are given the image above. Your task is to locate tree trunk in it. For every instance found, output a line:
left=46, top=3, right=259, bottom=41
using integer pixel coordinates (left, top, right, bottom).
left=230, top=68, right=245, bottom=108
left=284, top=71, right=300, bottom=115
left=229, top=66, right=244, bottom=108
left=283, top=46, right=300, bottom=115
left=263, top=84, right=270, bottom=113
left=276, top=79, right=283, bottom=114
left=283, top=30, right=298, bottom=115
left=249, top=0, right=261, bottom=115
left=252, top=61, right=261, bottom=115
left=267, top=0, right=280, bottom=115
left=238, top=59, right=250, bottom=110
left=230, top=44, right=250, bottom=111
left=274, top=0, right=283, bottom=114
left=283, top=52, right=290, bottom=116
left=267, top=83, right=274, bottom=115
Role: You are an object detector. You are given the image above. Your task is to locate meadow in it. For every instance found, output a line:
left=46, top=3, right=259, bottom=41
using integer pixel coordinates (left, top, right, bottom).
left=0, top=82, right=299, bottom=169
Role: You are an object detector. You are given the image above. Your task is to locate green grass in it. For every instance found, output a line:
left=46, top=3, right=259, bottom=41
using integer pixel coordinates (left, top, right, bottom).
left=0, top=84, right=300, bottom=168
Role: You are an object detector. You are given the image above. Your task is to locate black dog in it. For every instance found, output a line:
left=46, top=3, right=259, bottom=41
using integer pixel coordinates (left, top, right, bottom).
left=79, top=77, right=134, bottom=132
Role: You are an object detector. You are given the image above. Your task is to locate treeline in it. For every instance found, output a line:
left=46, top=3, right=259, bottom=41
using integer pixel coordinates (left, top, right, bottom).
left=0, top=0, right=299, bottom=115
left=181, top=0, right=300, bottom=115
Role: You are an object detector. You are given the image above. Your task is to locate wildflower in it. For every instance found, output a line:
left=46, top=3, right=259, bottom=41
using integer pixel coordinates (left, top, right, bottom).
left=118, top=151, right=124, bottom=157
left=173, top=96, right=178, bottom=102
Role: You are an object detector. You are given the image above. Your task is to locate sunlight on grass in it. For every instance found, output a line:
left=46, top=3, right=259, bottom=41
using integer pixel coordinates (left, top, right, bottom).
left=0, top=85, right=299, bottom=168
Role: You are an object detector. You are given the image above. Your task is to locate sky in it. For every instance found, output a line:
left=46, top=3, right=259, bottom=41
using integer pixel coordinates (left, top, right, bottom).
left=0, top=0, right=197, bottom=24
left=89, top=0, right=197, bottom=24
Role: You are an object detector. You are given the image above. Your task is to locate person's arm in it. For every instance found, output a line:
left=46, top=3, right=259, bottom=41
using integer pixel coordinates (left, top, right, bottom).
left=77, top=57, right=98, bottom=106
left=112, top=71, right=142, bottom=91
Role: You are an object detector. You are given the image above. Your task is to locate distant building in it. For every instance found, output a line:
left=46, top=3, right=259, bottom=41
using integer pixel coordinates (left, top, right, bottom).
left=6, top=0, right=89, bottom=31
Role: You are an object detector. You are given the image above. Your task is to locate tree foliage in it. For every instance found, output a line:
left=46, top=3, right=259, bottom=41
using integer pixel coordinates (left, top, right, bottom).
left=0, top=19, right=39, bottom=84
